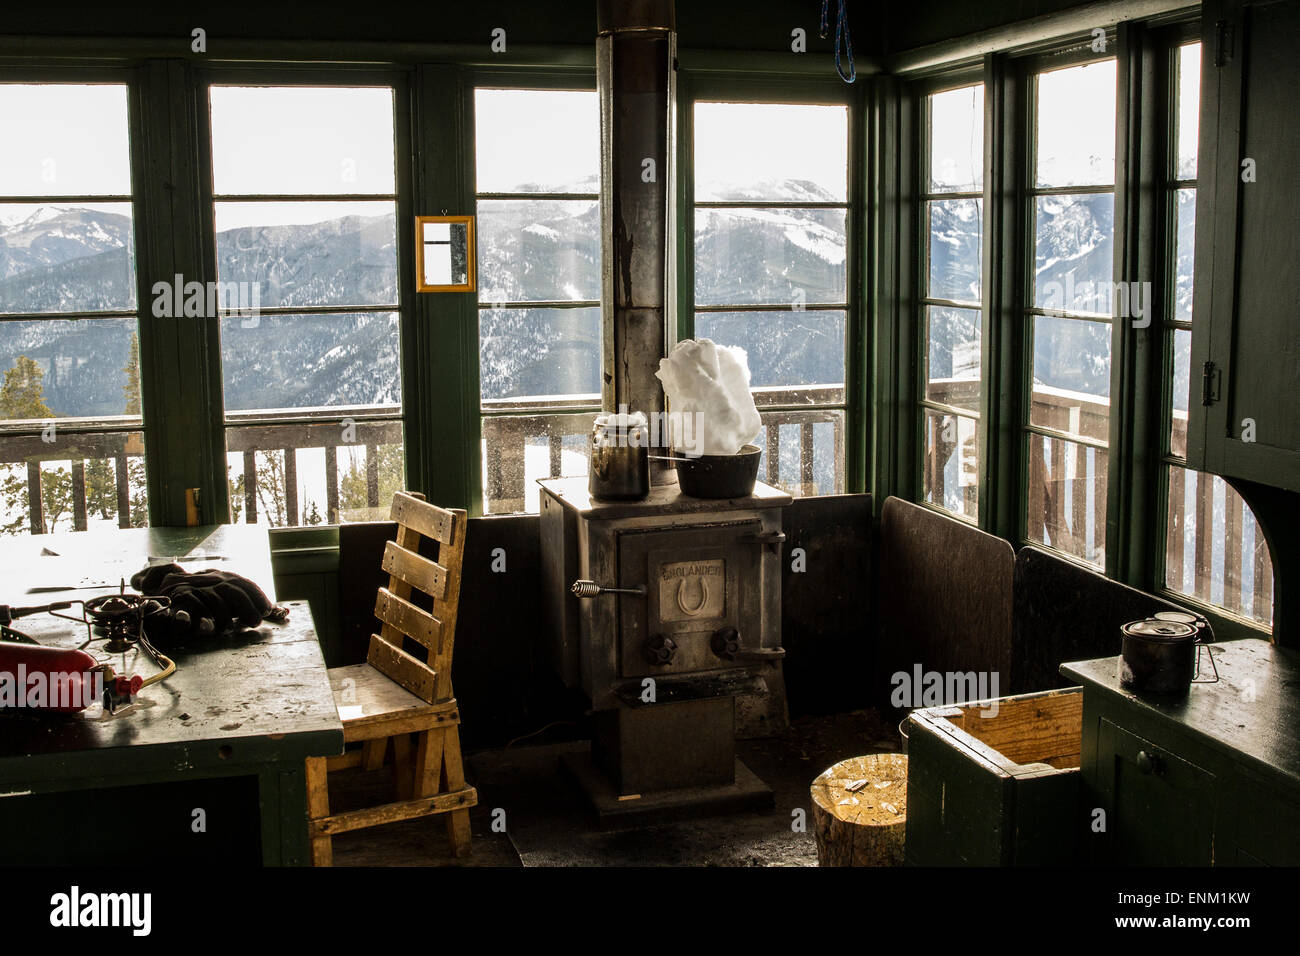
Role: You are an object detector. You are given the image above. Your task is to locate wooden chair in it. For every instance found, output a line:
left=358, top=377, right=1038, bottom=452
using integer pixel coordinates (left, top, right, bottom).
left=305, top=491, right=476, bottom=865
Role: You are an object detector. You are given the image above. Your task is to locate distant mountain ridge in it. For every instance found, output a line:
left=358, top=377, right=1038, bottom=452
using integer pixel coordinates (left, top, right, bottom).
left=0, top=190, right=1129, bottom=420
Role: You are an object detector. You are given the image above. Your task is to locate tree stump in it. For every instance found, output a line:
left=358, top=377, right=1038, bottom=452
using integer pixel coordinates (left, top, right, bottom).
left=810, top=753, right=908, bottom=866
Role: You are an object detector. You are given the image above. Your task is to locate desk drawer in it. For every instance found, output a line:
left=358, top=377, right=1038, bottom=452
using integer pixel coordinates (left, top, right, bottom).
left=1097, top=719, right=1217, bottom=866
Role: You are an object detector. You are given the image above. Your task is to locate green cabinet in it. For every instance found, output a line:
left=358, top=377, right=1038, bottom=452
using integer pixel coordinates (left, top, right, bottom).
left=1066, top=639, right=1300, bottom=866
left=1187, top=0, right=1300, bottom=492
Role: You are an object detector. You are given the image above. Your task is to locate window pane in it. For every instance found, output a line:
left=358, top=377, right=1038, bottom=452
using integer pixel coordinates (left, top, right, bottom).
left=0, top=434, right=147, bottom=534
left=0, top=203, right=136, bottom=313
left=209, top=86, right=396, bottom=195
left=220, top=312, right=399, bottom=414
left=1033, top=193, right=1115, bottom=312
left=755, top=412, right=844, bottom=497
left=0, top=318, right=141, bottom=421
left=1030, top=315, right=1111, bottom=438
left=477, top=199, right=600, bottom=303
left=695, top=103, right=848, bottom=202
left=1027, top=432, right=1107, bottom=565
left=0, top=84, right=131, bottom=197
left=923, top=409, right=978, bottom=520
left=1035, top=60, right=1117, bottom=188
left=695, top=207, right=847, bottom=306
left=1176, top=44, right=1201, bottom=181
left=474, top=90, right=599, bottom=194
left=926, top=306, right=981, bottom=412
left=482, top=411, right=596, bottom=515
left=1174, top=188, right=1195, bottom=322
left=479, top=306, right=601, bottom=403
left=1170, top=327, right=1191, bottom=458
left=1165, top=466, right=1273, bottom=626
left=225, top=432, right=403, bottom=528
left=929, top=85, right=984, bottom=193
left=696, top=310, right=845, bottom=396
left=927, top=198, right=982, bottom=302
left=213, top=201, right=397, bottom=309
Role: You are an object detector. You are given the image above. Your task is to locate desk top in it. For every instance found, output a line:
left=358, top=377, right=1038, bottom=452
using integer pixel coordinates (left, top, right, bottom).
left=0, top=526, right=341, bottom=789
left=1062, top=638, right=1300, bottom=791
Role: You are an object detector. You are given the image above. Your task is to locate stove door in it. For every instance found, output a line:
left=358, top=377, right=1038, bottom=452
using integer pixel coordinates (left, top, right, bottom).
left=617, top=520, right=763, bottom=678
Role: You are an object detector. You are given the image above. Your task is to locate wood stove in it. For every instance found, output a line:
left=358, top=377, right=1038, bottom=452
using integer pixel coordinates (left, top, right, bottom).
left=540, top=477, right=790, bottom=821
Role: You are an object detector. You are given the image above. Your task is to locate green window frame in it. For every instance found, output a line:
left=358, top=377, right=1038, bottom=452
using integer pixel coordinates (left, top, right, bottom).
left=679, top=72, right=864, bottom=498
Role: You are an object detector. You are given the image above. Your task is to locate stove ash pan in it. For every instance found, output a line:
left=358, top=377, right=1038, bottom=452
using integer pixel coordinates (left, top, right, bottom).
left=538, top=478, right=790, bottom=713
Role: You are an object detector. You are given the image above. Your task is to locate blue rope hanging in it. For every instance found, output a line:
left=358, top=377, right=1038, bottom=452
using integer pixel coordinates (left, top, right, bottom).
left=820, top=0, right=856, bottom=84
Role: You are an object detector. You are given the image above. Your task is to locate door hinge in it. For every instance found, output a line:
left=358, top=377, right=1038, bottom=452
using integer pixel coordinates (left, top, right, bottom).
left=1214, top=19, right=1234, bottom=67
left=1201, top=361, right=1222, bottom=406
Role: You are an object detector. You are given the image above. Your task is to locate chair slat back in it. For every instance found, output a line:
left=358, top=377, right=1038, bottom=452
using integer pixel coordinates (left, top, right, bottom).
left=366, top=491, right=467, bottom=703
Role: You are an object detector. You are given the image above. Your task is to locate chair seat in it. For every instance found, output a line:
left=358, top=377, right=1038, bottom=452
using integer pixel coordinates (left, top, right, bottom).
left=329, top=663, right=457, bottom=742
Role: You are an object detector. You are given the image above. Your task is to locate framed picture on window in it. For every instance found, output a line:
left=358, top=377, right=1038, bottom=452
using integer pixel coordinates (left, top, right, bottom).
left=416, top=215, right=475, bottom=292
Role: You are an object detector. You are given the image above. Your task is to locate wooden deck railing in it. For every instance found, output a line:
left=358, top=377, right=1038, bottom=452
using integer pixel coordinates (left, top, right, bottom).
left=923, top=383, right=1273, bottom=623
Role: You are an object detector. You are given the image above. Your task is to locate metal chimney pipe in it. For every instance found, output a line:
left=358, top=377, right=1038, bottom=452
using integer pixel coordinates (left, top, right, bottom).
left=597, top=0, right=676, bottom=482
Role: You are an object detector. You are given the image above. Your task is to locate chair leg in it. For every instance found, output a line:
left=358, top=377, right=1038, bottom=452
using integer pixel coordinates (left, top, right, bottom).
left=414, top=728, right=445, bottom=798
left=304, top=757, right=333, bottom=867
left=392, top=732, right=413, bottom=800
left=440, top=725, right=472, bottom=858
left=362, top=738, right=387, bottom=771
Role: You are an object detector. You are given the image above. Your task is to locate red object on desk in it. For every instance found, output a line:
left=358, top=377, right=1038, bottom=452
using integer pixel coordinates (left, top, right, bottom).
left=0, top=642, right=100, bottom=713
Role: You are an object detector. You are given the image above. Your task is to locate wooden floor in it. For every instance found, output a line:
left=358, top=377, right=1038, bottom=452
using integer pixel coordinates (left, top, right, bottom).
left=325, top=709, right=900, bottom=866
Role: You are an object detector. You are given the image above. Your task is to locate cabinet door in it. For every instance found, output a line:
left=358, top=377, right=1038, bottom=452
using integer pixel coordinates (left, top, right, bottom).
left=1095, top=719, right=1217, bottom=865
left=1188, top=0, right=1300, bottom=490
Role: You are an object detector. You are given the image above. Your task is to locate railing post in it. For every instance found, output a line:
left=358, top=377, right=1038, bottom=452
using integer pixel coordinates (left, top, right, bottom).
left=765, top=420, right=780, bottom=486
left=1166, top=465, right=1185, bottom=592
left=1224, top=490, right=1243, bottom=614
left=71, top=460, right=88, bottom=532
left=365, top=443, right=379, bottom=509
left=115, top=450, right=131, bottom=529
left=1194, top=472, right=1214, bottom=599
left=325, top=444, right=339, bottom=523
left=283, top=447, right=299, bottom=527
left=800, top=422, right=815, bottom=495
left=26, top=461, right=43, bottom=535
left=243, top=450, right=258, bottom=524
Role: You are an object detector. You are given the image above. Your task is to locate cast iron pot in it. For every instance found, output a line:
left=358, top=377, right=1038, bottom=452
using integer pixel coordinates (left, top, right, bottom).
left=672, top=444, right=761, bottom=499
left=1119, top=618, right=1200, bottom=697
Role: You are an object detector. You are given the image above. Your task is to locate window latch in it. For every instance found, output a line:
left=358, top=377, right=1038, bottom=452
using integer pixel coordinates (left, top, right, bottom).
left=1201, top=361, right=1222, bottom=406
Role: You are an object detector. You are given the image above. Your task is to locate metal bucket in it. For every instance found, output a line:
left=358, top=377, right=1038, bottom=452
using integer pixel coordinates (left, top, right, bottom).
left=672, top=444, right=761, bottom=499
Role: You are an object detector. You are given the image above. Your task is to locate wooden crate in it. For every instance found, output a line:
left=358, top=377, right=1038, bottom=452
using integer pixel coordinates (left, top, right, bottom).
left=904, top=687, right=1082, bottom=866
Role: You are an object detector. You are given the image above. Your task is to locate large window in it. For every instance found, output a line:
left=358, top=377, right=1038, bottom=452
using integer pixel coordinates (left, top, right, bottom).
left=919, top=83, right=984, bottom=521
left=0, top=82, right=148, bottom=535
left=1161, top=43, right=1272, bottom=626
left=1025, top=59, right=1117, bottom=566
left=475, top=87, right=600, bottom=515
left=692, top=100, right=849, bottom=496
left=207, top=84, right=403, bottom=527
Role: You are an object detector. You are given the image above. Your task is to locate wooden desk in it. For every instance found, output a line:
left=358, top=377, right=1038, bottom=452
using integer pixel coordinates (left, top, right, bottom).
left=1063, top=638, right=1300, bottom=866
left=0, top=525, right=343, bottom=865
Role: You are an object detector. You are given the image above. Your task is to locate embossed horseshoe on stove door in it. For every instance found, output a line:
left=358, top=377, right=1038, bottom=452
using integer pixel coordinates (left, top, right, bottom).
left=675, top=576, right=710, bottom=616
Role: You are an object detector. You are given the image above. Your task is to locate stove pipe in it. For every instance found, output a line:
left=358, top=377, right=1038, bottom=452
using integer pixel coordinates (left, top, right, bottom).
left=597, top=0, right=676, bottom=481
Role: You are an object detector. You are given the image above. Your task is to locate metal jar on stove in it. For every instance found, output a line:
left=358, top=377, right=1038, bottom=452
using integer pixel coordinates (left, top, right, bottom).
left=588, top=413, right=650, bottom=501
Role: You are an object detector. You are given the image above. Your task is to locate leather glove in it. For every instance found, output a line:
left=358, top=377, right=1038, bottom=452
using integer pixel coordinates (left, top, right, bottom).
left=130, top=564, right=288, bottom=641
